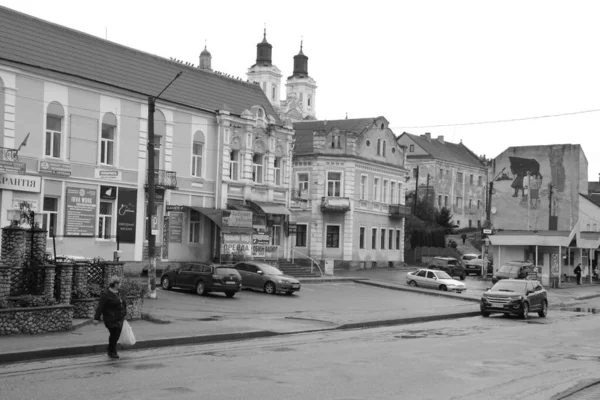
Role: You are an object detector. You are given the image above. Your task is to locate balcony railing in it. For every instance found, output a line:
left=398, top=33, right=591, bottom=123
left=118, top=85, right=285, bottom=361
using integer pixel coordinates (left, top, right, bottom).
left=389, top=204, right=412, bottom=218
left=145, top=169, right=178, bottom=189
left=291, top=189, right=309, bottom=200
left=0, top=147, right=19, bottom=162
left=321, top=196, right=351, bottom=212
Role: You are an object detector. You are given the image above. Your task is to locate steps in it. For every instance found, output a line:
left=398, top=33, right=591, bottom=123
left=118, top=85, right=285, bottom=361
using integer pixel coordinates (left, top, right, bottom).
left=277, top=262, right=321, bottom=278
left=447, top=235, right=481, bottom=256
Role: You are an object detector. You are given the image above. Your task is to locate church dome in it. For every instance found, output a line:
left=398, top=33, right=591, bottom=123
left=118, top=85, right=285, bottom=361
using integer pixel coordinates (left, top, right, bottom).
left=256, top=29, right=272, bottom=66
left=292, top=41, right=309, bottom=78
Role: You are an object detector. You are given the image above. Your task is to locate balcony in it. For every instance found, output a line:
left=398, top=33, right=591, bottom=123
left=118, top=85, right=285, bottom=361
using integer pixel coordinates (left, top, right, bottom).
left=389, top=204, right=412, bottom=218
left=291, top=189, right=309, bottom=200
left=145, top=169, right=178, bottom=190
left=321, top=197, right=351, bottom=213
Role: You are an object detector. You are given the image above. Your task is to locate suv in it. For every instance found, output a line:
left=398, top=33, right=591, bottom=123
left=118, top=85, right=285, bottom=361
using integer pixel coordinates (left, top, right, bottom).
left=480, top=279, right=548, bottom=319
left=428, top=257, right=466, bottom=280
left=160, top=263, right=242, bottom=297
left=491, top=261, right=535, bottom=284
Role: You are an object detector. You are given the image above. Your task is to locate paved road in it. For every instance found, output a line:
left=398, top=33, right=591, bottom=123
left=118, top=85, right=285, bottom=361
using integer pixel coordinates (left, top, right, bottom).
left=2, top=310, right=598, bottom=400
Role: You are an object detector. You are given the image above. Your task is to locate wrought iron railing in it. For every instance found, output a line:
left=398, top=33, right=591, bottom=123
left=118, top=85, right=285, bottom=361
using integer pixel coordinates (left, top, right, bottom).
left=389, top=204, right=412, bottom=217
left=291, top=189, right=309, bottom=199
left=321, top=196, right=351, bottom=212
left=290, top=248, right=324, bottom=277
left=0, top=147, right=19, bottom=162
left=146, top=169, right=178, bottom=189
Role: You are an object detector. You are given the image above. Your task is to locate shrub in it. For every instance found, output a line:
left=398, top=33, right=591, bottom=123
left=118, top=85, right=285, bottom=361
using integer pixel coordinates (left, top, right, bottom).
left=121, top=279, right=147, bottom=298
left=88, top=283, right=102, bottom=297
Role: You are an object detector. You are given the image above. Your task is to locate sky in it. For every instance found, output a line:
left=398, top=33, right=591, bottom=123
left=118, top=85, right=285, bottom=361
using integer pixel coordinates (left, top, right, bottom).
left=3, top=0, right=600, bottom=180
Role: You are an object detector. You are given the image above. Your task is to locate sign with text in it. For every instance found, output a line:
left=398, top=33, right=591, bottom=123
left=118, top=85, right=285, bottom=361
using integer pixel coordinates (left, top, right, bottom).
left=0, top=160, right=26, bottom=174
left=117, top=188, right=137, bottom=243
left=38, top=160, right=71, bottom=176
left=222, top=210, right=253, bottom=228
left=65, top=186, right=97, bottom=237
left=0, top=174, right=41, bottom=193
left=100, top=185, right=117, bottom=200
left=166, top=205, right=185, bottom=212
left=252, top=234, right=271, bottom=245
left=168, top=212, right=183, bottom=243
left=95, top=168, right=121, bottom=180
left=12, top=199, right=39, bottom=211
left=145, top=188, right=164, bottom=203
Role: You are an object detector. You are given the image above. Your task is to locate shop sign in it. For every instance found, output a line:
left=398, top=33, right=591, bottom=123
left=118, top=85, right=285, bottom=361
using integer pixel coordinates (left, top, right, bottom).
left=287, top=223, right=298, bottom=235
left=100, top=185, right=117, bottom=200
left=117, top=188, right=137, bottom=243
left=38, top=160, right=71, bottom=176
left=169, top=212, right=183, bottom=243
left=0, top=160, right=26, bottom=174
left=12, top=199, right=39, bottom=211
left=252, top=245, right=278, bottom=257
left=223, top=210, right=253, bottom=228
left=0, top=174, right=41, bottom=193
left=65, top=186, right=97, bottom=237
left=94, top=168, right=121, bottom=180
left=145, top=188, right=164, bottom=203
left=166, top=205, right=185, bottom=212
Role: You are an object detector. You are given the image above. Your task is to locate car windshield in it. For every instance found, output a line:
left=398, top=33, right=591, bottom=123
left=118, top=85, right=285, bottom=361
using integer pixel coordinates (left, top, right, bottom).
left=436, top=271, right=452, bottom=279
left=498, top=265, right=516, bottom=273
left=215, top=267, right=239, bottom=276
left=463, top=255, right=477, bottom=261
left=260, top=265, right=284, bottom=275
left=491, top=281, right=527, bottom=293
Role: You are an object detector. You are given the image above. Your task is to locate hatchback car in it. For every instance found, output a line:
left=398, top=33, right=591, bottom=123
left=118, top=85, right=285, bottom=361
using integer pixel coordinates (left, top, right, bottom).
left=406, top=269, right=466, bottom=293
left=233, top=261, right=301, bottom=295
left=491, top=261, right=536, bottom=284
left=480, top=279, right=548, bottom=319
left=428, top=257, right=466, bottom=280
left=160, top=263, right=242, bottom=297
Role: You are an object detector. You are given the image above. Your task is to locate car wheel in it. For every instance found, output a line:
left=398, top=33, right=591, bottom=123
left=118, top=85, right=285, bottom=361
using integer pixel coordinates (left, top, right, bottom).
left=408, top=280, right=418, bottom=287
left=439, top=285, right=448, bottom=291
left=285, top=291, right=294, bottom=296
left=225, top=291, right=236, bottom=298
left=264, top=281, right=276, bottom=295
left=481, top=311, right=490, bottom=317
left=538, top=300, right=548, bottom=318
left=196, top=281, right=206, bottom=296
left=161, top=277, right=171, bottom=290
left=521, top=302, right=529, bottom=319
left=460, top=274, right=466, bottom=281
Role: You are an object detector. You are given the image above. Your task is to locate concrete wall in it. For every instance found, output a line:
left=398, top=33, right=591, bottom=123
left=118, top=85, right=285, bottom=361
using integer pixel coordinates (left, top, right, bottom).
left=580, top=195, right=600, bottom=232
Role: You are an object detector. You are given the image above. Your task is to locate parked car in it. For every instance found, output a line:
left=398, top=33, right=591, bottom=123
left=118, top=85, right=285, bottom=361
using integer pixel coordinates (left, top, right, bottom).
left=464, top=258, right=491, bottom=276
left=480, top=279, right=548, bottom=319
left=406, top=268, right=466, bottom=293
left=460, top=253, right=480, bottom=263
left=160, top=263, right=242, bottom=297
left=233, top=261, right=301, bottom=295
left=491, top=261, right=536, bottom=284
left=428, top=257, right=466, bottom=280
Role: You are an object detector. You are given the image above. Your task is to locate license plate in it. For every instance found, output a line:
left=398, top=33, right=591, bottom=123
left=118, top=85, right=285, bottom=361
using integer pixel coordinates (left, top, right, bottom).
left=292, top=284, right=300, bottom=287
left=490, top=303, right=504, bottom=308
left=226, top=281, right=236, bottom=285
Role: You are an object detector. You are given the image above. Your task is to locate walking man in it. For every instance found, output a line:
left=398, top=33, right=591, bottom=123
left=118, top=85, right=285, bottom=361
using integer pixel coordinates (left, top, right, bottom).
left=574, top=263, right=582, bottom=285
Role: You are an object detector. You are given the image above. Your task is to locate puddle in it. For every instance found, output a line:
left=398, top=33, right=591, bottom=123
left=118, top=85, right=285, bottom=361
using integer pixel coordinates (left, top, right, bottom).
left=558, top=307, right=600, bottom=314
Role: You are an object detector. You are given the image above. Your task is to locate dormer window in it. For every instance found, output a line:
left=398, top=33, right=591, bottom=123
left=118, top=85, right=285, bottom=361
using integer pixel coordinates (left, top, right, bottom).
left=332, top=134, right=341, bottom=149
left=409, top=145, right=414, bottom=152
left=257, top=108, right=264, bottom=118
left=380, top=123, right=384, bottom=130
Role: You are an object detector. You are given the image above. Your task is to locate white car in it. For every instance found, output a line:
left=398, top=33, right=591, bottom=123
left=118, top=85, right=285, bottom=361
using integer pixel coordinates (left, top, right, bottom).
left=406, top=268, right=467, bottom=293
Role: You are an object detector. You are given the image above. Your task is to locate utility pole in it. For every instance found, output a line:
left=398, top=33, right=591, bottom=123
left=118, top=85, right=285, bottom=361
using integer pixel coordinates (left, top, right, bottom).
left=548, top=183, right=553, bottom=230
left=424, top=173, right=430, bottom=222
left=526, top=171, right=531, bottom=231
left=412, top=166, right=419, bottom=216
left=147, top=71, right=182, bottom=299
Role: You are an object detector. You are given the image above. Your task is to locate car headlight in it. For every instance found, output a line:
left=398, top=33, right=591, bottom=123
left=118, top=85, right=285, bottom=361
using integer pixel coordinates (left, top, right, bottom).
left=508, top=296, right=523, bottom=301
left=279, top=279, right=290, bottom=284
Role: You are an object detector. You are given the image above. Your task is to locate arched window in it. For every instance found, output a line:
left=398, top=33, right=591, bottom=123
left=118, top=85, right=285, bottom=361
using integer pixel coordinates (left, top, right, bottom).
left=229, top=150, right=239, bottom=180
left=252, top=153, right=264, bottom=183
left=377, top=139, right=381, bottom=156
left=272, top=85, right=277, bottom=100
left=45, top=101, right=64, bottom=158
left=153, top=110, right=166, bottom=168
left=383, top=140, right=386, bottom=156
left=192, top=130, right=205, bottom=177
left=308, top=96, right=311, bottom=107
left=101, top=113, right=117, bottom=165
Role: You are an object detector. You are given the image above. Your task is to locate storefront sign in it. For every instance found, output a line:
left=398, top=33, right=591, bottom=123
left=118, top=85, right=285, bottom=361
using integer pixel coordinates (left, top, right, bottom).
left=117, top=188, right=137, bottom=243
left=100, top=185, right=117, bottom=200
left=12, top=199, right=39, bottom=211
left=0, top=174, right=41, bottom=193
left=95, top=168, right=121, bottom=180
left=65, top=186, right=97, bottom=237
left=252, top=234, right=271, bottom=245
left=287, top=223, right=298, bottom=235
left=252, top=245, right=279, bottom=257
left=166, top=205, right=186, bottom=212
left=169, top=212, right=183, bottom=243
left=145, top=188, right=164, bottom=203
left=0, top=160, right=26, bottom=174
left=222, top=210, right=253, bottom=228
left=38, top=160, right=71, bottom=176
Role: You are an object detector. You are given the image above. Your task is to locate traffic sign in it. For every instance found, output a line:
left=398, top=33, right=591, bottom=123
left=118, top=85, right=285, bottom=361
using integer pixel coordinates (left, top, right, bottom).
left=483, top=229, right=492, bottom=234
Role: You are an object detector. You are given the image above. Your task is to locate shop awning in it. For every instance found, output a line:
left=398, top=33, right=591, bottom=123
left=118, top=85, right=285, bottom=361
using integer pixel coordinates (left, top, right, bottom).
left=190, top=207, right=223, bottom=227
left=249, top=201, right=291, bottom=215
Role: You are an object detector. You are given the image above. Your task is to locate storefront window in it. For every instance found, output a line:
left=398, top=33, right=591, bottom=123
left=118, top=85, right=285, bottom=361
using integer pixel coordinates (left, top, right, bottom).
left=189, top=210, right=200, bottom=243
left=42, top=197, right=58, bottom=238
left=271, top=225, right=282, bottom=245
left=98, top=201, right=113, bottom=239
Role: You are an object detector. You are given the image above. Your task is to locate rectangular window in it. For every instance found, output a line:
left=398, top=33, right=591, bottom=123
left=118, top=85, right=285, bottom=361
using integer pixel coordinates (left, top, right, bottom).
left=468, top=199, right=473, bottom=209
left=296, top=224, right=307, bottom=247
left=373, top=178, right=380, bottom=202
left=469, top=174, right=474, bottom=185
left=391, top=181, right=397, bottom=204
left=383, top=180, right=389, bottom=204
left=469, top=220, right=472, bottom=228
left=192, top=142, right=203, bottom=177
left=271, top=225, right=282, bottom=245
left=397, top=184, right=402, bottom=206
left=388, top=229, right=393, bottom=249
left=439, top=168, right=443, bottom=178
left=396, top=229, right=401, bottom=250
left=100, top=124, right=115, bottom=165
left=477, top=200, right=481, bottom=209
left=189, top=210, right=200, bottom=243
left=45, top=115, right=62, bottom=158
left=98, top=201, right=113, bottom=239
left=457, top=197, right=463, bottom=208
left=332, top=135, right=341, bottom=149
left=326, top=225, right=340, bottom=248
left=478, top=176, right=483, bottom=186
left=372, top=228, right=377, bottom=249
left=444, top=196, right=448, bottom=207
left=274, top=157, right=282, bottom=186
left=413, top=168, right=418, bottom=178
left=360, top=175, right=367, bottom=200
left=327, top=172, right=342, bottom=196
left=381, top=229, right=386, bottom=250
left=438, top=195, right=442, bottom=207
left=457, top=172, right=463, bottom=183
left=477, top=220, right=481, bottom=228
left=42, top=197, right=59, bottom=237
left=153, top=136, right=162, bottom=169
left=298, top=173, right=309, bottom=193
left=252, top=154, right=264, bottom=183
left=359, top=227, right=365, bottom=249
left=229, top=151, right=239, bottom=180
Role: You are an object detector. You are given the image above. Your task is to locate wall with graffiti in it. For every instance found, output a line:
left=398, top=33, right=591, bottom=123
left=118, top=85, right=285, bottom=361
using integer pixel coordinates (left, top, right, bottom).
left=490, top=145, right=587, bottom=231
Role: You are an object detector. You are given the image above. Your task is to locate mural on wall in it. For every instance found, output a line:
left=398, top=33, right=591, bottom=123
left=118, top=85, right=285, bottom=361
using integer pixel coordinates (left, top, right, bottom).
left=492, top=146, right=571, bottom=231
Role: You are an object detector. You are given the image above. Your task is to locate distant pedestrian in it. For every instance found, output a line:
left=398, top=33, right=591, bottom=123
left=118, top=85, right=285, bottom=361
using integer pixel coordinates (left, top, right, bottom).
left=461, top=233, right=467, bottom=244
left=574, top=263, right=582, bottom=285
left=93, top=275, right=127, bottom=359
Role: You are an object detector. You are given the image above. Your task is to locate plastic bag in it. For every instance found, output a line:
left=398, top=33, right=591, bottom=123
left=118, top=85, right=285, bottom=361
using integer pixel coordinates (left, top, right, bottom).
left=119, top=320, right=136, bottom=347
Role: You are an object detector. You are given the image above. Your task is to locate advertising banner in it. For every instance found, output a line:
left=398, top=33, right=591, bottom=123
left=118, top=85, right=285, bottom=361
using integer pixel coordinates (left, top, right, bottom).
left=117, top=188, right=137, bottom=243
left=222, top=210, right=252, bottom=228
left=169, top=212, right=183, bottom=243
left=65, top=186, right=97, bottom=237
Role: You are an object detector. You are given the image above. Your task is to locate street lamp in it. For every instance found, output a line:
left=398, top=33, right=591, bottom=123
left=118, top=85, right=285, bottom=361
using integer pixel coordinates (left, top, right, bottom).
left=147, top=71, right=182, bottom=299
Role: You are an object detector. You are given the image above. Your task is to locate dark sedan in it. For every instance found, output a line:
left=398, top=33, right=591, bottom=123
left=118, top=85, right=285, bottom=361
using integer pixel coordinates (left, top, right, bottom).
left=160, top=263, right=242, bottom=297
left=233, top=261, right=301, bottom=295
left=480, top=279, right=548, bottom=319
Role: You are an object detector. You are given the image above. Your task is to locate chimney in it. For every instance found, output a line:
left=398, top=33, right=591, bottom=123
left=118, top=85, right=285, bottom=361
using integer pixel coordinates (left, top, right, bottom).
left=437, top=135, right=444, bottom=143
left=422, top=132, right=431, bottom=141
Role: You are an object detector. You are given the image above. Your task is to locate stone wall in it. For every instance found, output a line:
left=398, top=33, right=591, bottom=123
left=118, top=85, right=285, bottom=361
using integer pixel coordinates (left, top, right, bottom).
left=71, top=296, right=143, bottom=320
left=0, top=305, right=73, bottom=335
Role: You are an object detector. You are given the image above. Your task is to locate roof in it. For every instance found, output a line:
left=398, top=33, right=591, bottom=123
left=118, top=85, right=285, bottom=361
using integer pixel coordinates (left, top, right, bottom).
left=589, top=182, right=600, bottom=194
left=293, top=117, right=382, bottom=154
left=0, top=6, right=278, bottom=120
left=580, top=193, right=600, bottom=208
left=401, top=132, right=485, bottom=169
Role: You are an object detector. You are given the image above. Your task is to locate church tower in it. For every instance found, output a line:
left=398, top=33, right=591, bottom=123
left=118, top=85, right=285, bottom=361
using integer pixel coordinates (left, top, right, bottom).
left=285, top=40, right=317, bottom=120
left=246, top=29, right=282, bottom=108
left=199, top=42, right=212, bottom=72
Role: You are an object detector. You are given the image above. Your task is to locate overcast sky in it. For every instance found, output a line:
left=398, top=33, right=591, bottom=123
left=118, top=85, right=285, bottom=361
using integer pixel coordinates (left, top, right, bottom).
left=3, top=0, right=600, bottom=180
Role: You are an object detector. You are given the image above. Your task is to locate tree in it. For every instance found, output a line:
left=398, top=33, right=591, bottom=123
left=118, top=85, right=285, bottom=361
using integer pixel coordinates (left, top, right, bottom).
left=414, top=198, right=436, bottom=226
left=435, top=207, right=458, bottom=233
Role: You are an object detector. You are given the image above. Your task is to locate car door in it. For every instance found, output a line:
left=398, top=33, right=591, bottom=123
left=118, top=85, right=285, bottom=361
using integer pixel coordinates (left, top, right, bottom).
left=235, top=263, right=248, bottom=286
left=189, top=264, right=205, bottom=288
left=414, top=269, right=427, bottom=286
left=174, top=264, right=192, bottom=287
left=425, top=271, right=437, bottom=288
left=244, top=263, right=262, bottom=289
left=526, top=282, right=539, bottom=310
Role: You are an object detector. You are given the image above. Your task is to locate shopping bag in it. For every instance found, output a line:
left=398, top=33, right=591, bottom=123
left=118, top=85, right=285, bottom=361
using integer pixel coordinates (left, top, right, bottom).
left=119, top=320, right=136, bottom=347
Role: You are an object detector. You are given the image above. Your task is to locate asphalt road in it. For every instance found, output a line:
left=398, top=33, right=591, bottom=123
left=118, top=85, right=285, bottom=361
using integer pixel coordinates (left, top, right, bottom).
left=2, top=310, right=598, bottom=400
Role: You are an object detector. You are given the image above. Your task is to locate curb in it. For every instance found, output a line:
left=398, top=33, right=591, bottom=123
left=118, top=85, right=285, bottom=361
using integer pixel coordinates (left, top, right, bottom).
left=550, top=379, right=600, bottom=400
left=0, top=311, right=481, bottom=365
left=298, top=277, right=368, bottom=284
left=353, top=280, right=481, bottom=303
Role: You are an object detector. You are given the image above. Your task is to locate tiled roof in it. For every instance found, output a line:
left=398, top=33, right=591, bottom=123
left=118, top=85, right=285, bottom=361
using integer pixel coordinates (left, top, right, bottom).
left=402, top=132, right=485, bottom=169
left=0, top=6, right=278, bottom=120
